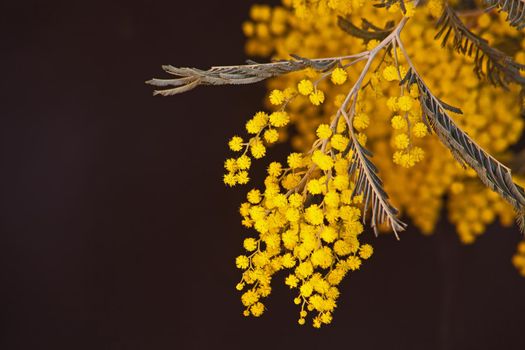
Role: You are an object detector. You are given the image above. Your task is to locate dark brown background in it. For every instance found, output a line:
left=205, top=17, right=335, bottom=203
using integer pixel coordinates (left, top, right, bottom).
left=1, top=1, right=525, bottom=349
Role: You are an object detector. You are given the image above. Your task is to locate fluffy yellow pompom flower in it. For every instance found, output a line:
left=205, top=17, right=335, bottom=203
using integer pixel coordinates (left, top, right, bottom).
left=312, top=150, right=333, bottom=171
left=316, top=124, right=332, bottom=139
left=330, top=134, right=349, bottom=151
left=250, top=139, right=266, bottom=158
left=307, top=179, right=323, bottom=194
left=309, top=90, right=325, bottom=105
left=330, top=67, right=347, bottom=85
left=229, top=136, right=244, bottom=151
left=236, top=255, right=249, bottom=269
left=243, top=238, right=258, bottom=251
left=320, top=226, right=338, bottom=243
left=269, top=111, right=290, bottom=127
left=223, top=172, right=237, bottom=187
left=237, top=155, right=251, bottom=170
left=250, top=302, right=265, bottom=317
left=305, top=204, right=324, bottom=225
left=324, top=191, right=340, bottom=207
left=224, top=158, right=238, bottom=172
left=412, top=122, right=428, bottom=138
left=269, top=89, right=285, bottom=105
left=237, top=171, right=249, bottom=184
left=267, top=162, right=282, bottom=177
left=241, top=290, right=259, bottom=306
left=287, top=152, right=303, bottom=169
left=347, top=256, right=362, bottom=271
left=288, top=193, right=303, bottom=208
left=359, top=244, right=374, bottom=259
left=398, top=96, right=414, bottom=112
left=391, top=115, right=407, bottom=130
left=264, top=129, right=279, bottom=143
left=247, top=189, right=262, bottom=204
left=394, top=133, right=410, bottom=150
left=353, top=113, right=370, bottom=130
left=298, top=79, right=314, bottom=95
left=285, top=274, right=299, bottom=288
left=382, top=65, right=398, bottom=81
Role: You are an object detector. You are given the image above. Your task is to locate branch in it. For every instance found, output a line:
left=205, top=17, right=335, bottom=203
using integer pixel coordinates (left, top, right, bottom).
left=146, top=54, right=367, bottom=96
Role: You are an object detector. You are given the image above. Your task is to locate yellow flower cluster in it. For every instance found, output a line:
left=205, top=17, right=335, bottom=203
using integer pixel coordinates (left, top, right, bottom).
left=235, top=150, right=374, bottom=326
left=227, top=71, right=376, bottom=326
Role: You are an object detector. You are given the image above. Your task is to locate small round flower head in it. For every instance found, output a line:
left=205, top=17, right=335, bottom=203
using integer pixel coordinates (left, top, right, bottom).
left=359, top=244, right=374, bottom=259
left=309, top=90, right=325, bottom=106
left=269, top=111, right=290, bottom=127
left=353, top=113, right=369, bottom=130
left=229, top=136, right=244, bottom=152
left=398, top=96, right=414, bottom=112
left=250, top=302, right=265, bottom=317
left=264, top=129, right=279, bottom=143
left=394, top=133, right=410, bottom=149
left=307, top=179, right=323, bottom=195
left=298, top=79, right=314, bottom=95
left=331, top=68, right=347, bottom=85
left=305, top=204, right=324, bottom=225
left=285, top=274, right=299, bottom=288
left=247, top=189, right=262, bottom=204
left=250, top=140, right=266, bottom=158
left=312, top=150, right=333, bottom=171
left=269, top=89, right=285, bottom=105
left=243, top=238, right=257, bottom=252
left=237, top=155, right=251, bottom=170
left=236, top=255, right=249, bottom=269
left=237, top=171, right=250, bottom=184
left=223, top=172, right=237, bottom=187
left=347, top=256, right=362, bottom=271
left=412, top=122, right=428, bottom=138
left=316, top=124, right=332, bottom=139
left=288, top=193, right=303, bottom=207
left=287, top=152, right=303, bottom=169
left=224, top=158, right=238, bottom=172
left=382, top=65, right=398, bottom=81
left=330, top=134, right=349, bottom=152
left=267, top=162, right=282, bottom=177
left=391, top=115, right=407, bottom=130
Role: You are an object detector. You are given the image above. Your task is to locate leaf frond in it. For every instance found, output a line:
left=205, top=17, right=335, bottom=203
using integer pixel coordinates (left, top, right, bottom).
left=485, top=0, right=525, bottom=29
left=403, top=68, right=525, bottom=232
left=337, top=16, right=395, bottom=43
left=348, top=131, right=407, bottom=238
left=435, top=5, right=525, bottom=88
